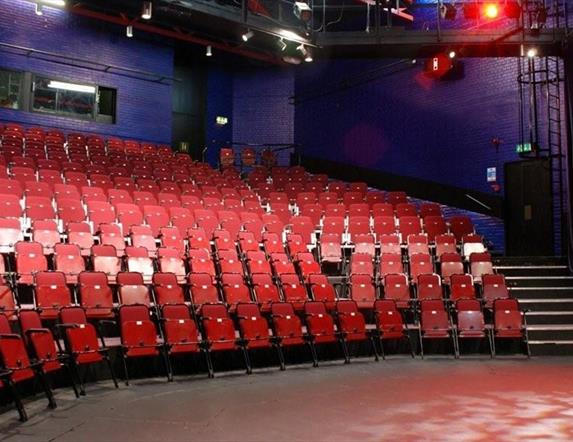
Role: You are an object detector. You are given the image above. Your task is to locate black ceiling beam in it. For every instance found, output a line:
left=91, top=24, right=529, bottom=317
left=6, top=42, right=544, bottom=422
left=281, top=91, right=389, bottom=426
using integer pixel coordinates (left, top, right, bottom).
left=165, top=0, right=314, bottom=46
left=316, top=28, right=571, bottom=58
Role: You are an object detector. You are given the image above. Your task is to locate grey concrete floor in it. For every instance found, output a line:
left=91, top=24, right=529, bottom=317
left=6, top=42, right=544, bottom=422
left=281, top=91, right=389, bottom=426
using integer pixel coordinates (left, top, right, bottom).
left=2, top=357, right=573, bottom=441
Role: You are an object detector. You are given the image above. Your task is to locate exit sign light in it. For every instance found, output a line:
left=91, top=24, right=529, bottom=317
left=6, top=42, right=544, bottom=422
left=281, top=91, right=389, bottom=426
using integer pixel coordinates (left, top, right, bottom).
left=516, top=143, right=533, bottom=154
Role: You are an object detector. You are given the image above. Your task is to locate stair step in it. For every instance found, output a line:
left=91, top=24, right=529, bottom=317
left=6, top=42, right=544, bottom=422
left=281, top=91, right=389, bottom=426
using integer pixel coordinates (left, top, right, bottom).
left=509, top=288, right=573, bottom=299
left=494, top=265, right=569, bottom=277
left=524, top=311, right=573, bottom=324
left=529, top=342, right=573, bottom=356
left=493, top=256, right=567, bottom=267
left=516, top=298, right=573, bottom=311
left=527, top=325, right=573, bottom=340
left=527, top=324, right=573, bottom=331
left=505, top=276, right=573, bottom=288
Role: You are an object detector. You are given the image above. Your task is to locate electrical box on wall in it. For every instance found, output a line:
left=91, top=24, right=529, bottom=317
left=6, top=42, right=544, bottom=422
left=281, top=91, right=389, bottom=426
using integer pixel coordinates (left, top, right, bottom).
left=487, top=167, right=497, bottom=183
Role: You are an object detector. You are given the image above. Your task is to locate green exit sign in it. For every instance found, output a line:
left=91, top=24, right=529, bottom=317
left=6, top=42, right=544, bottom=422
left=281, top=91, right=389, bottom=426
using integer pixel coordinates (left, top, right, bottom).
left=216, top=116, right=228, bottom=125
left=516, top=143, right=533, bottom=154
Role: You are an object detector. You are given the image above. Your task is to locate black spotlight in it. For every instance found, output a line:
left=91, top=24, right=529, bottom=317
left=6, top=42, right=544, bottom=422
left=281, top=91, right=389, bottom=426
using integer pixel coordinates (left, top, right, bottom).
left=440, top=3, right=457, bottom=20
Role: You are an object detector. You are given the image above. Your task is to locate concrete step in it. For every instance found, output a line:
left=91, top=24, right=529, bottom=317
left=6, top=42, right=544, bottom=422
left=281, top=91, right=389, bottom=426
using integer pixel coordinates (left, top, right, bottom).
left=493, top=256, right=567, bottom=267
left=516, top=298, right=573, bottom=311
left=526, top=324, right=573, bottom=341
left=505, top=275, right=573, bottom=288
left=529, top=341, right=573, bottom=356
left=525, top=311, right=573, bottom=325
left=509, top=287, right=573, bottom=299
left=495, top=265, right=570, bottom=277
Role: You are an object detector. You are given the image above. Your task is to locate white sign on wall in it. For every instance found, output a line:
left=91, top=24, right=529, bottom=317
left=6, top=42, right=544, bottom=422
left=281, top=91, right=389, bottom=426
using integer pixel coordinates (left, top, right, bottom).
left=486, top=167, right=497, bottom=183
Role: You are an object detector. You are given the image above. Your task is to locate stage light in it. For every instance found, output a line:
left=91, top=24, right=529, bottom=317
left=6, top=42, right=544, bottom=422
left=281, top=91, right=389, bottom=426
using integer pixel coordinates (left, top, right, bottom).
left=483, top=3, right=499, bottom=19
left=206, top=45, right=212, bottom=57
left=304, top=51, right=313, bottom=63
left=282, top=56, right=302, bottom=65
left=449, top=51, right=456, bottom=59
left=527, top=48, right=537, bottom=58
left=141, top=1, right=152, bottom=20
left=279, top=29, right=301, bottom=41
left=294, top=2, right=312, bottom=22
left=440, top=3, right=457, bottom=20
left=35, top=3, right=43, bottom=15
left=277, top=38, right=287, bottom=51
left=126, top=25, right=133, bottom=38
left=504, top=1, right=521, bottom=19
left=242, top=30, right=254, bottom=42
left=463, top=3, right=479, bottom=19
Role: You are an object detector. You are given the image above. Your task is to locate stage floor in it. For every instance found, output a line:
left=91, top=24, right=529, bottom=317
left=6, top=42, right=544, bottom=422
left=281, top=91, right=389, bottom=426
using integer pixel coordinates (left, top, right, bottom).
left=2, top=357, right=573, bottom=441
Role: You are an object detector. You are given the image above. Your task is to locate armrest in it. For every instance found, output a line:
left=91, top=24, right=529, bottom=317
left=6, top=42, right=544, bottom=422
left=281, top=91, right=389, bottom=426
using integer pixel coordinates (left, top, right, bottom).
left=25, top=328, right=50, bottom=336
left=0, top=333, right=21, bottom=340
left=54, top=323, right=80, bottom=330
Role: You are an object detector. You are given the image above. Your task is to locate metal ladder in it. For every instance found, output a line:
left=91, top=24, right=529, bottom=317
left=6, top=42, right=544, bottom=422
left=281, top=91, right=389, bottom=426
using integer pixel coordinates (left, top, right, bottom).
left=517, top=0, right=568, bottom=253
left=545, top=55, right=565, bottom=254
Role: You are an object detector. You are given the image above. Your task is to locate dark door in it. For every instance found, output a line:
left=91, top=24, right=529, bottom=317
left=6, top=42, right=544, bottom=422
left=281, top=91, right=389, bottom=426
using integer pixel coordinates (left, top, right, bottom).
left=505, top=158, right=554, bottom=256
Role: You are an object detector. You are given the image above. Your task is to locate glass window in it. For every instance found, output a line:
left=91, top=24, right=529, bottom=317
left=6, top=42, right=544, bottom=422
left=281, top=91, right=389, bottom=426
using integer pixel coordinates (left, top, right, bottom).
left=33, top=76, right=96, bottom=118
left=0, top=69, right=23, bottom=110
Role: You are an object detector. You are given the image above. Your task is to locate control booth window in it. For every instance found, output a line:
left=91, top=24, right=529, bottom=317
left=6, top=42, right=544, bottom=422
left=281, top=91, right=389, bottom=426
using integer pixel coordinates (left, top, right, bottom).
left=0, top=69, right=23, bottom=110
left=33, top=76, right=96, bottom=119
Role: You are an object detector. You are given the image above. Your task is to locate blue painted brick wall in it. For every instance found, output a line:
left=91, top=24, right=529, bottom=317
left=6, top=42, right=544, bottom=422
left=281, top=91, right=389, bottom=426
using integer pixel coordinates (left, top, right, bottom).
left=294, top=57, right=522, bottom=194
left=205, top=65, right=234, bottom=165
left=0, top=0, right=173, bottom=143
left=291, top=57, right=537, bottom=253
left=232, top=67, right=295, bottom=165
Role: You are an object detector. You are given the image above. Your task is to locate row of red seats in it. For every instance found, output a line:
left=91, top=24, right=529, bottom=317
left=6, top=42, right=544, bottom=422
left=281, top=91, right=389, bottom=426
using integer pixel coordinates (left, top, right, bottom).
left=320, top=232, right=483, bottom=264
left=347, top=273, right=508, bottom=310
left=345, top=250, right=493, bottom=282
left=0, top=293, right=528, bottom=422
left=1, top=123, right=171, bottom=154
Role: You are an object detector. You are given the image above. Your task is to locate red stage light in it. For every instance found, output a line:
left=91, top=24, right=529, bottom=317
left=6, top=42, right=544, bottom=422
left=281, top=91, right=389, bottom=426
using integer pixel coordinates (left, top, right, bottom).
left=483, top=3, right=499, bottom=19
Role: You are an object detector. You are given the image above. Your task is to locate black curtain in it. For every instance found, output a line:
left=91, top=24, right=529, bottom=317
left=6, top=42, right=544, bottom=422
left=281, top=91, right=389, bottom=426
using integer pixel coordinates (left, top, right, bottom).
left=563, top=49, right=573, bottom=270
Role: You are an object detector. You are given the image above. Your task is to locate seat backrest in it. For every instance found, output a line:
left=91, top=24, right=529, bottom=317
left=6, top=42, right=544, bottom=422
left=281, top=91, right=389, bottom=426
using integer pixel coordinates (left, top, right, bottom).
left=35, top=270, right=67, bottom=286
left=271, top=301, right=295, bottom=317
left=125, top=246, right=149, bottom=258
left=373, top=299, right=399, bottom=314
left=336, top=300, right=359, bottom=315
left=92, top=244, right=117, bottom=257
left=456, top=299, right=481, bottom=311
left=119, top=304, right=150, bottom=323
left=54, top=243, right=82, bottom=257
left=470, top=252, right=492, bottom=263
left=201, top=303, right=228, bottom=320
left=236, top=303, right=261, bottom=318
left=482, top=274, right=508, bottom=299
left=494, top=298, right=519, bottom=312
left=78, top=271, right=108, bottom=286
left=153, top=272, right=177, bottom=286
left=117, top=272, right=145, bottom=285
left=280, top=273, right=301, bottom=285
left=59, top=306, right=88, bottom=325
left=304, top=301, right=327, bottom=316
left=15, top=241, right=43, bottom=256
left=19, top=309, right=43, bottom=333
left=162, top=304, right=191, bottom=321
